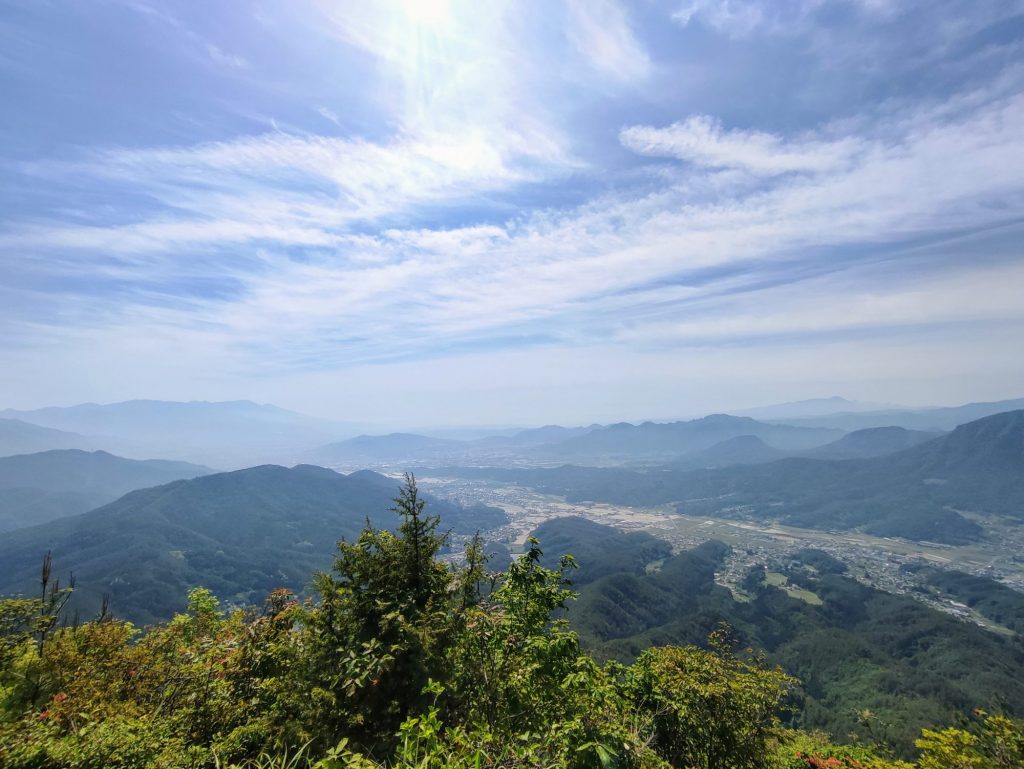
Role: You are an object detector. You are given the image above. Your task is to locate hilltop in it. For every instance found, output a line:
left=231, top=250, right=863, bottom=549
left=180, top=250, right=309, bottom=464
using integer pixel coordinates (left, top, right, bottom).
left=0, top=449, right=211, bottom=532
left=0, top=465, right=506, bottom=624
left=0, top=418, right=91, bottom=458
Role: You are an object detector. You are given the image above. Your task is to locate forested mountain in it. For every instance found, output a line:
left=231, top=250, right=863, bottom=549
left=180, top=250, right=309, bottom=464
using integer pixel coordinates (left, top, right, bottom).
left=0, top=465, right=506, bottom=625
left=547, top=414, right=843, bottom=460
left=665, top=434, right=789, bottom=469
left=532, top=518, right=1024, bottom=754
left=5, top=481, right=1015, bottom=768
left=0, top=449, right=212, bottom=532
left=316, top=432, right=464, bottom=463
left=908, top=565, right=1024, bottom=634
left=803, top=426, right=942, bottom=460
left=438, top=410, right=1024, bottom=543
left=665, top=426, right=942, bottom=470
left=0, top=418, right=92, bottom=458
left=530, top=516, right=671, bottom=585
left=472, top=423, right=599, bottom=447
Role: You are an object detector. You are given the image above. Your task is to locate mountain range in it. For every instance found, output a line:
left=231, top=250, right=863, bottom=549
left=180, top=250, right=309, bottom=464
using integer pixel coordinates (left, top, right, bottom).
left=318, top=398, right=1023, bottom=468
left=436, top=410, right=1024, bottom=544
left=5, top=395, right=1023, bottom=470
left=730, top=396, right=899, bottom=421
left=0, top=465, right=507, bottom=625
left=0, top=418, right=92, bottom=457
left=665, top=425, right=942, bottom=469
left=543, top=414, right=845, bottom=460
left=772, top=397, right=1024, bottom=432
left=0, top=449, right=211, bottom=532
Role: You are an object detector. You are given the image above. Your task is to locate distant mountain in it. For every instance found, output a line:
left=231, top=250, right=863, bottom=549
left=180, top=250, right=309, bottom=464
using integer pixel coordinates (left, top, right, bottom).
left=317, top=433, right=465, bottom=463
left=474, top=424, right=599, bottom=448
left=548, top=414, right=843, bottom=461
left=775, top=397, right=1024, bottom=432
left=0, top=465, right=508, bottom=624
left=667, top=435, right=789, bottom=470
left=438, top=411, right=1024, bottom=544
left=314, top=425, right=606, bottom=467
left=0, top=449, right=212, bottom=532
left=667, top=427, right=940, bottom=470
left=733, top=396, right=898, bottom=421
left=664, top=411, right=1024, bottom=540
left=1, top=400, right=359, bottom=467
left=0, top=418, right=92, bottom=457
left=804, top=426, right=943, bottom=460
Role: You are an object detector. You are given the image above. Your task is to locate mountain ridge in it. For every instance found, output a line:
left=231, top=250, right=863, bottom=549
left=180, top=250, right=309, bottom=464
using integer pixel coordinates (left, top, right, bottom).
left=0, top=449, right=212, bottom=532
left=0, top=464, right=508, bottom=624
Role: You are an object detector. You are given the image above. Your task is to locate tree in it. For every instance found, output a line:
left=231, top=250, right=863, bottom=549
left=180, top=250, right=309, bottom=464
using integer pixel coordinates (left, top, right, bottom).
left=289, top=473, right=454, bottom=755
left=627, top=635, right=796, bottom=769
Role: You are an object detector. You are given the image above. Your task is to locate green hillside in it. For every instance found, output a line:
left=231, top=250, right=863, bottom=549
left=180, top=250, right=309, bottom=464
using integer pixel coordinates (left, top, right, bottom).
left=534, top=518, right=1024, bottom=755
left=531, top=516, right=672, bottom=584
left=0, top=449, right=212, bottom=532
left=2, top=479, right=1019, bottom=769
left=0, top=465, right=507, bottom=625
left=0, top=418, right=92, bottom=458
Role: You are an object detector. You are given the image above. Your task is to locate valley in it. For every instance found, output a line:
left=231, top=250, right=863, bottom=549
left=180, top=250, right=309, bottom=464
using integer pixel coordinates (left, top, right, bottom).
left=419, top=474, right=1024, bottom=634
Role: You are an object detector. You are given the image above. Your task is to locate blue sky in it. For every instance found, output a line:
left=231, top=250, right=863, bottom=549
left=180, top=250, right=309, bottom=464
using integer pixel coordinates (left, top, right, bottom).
left=2, top=0, right=1023, bottom=426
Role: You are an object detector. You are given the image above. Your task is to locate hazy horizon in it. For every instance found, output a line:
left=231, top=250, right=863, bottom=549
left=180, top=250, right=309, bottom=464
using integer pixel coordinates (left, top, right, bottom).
left=3, top=1, right=1024, bottom=427
left=5, top=391, right=1023, bottom=434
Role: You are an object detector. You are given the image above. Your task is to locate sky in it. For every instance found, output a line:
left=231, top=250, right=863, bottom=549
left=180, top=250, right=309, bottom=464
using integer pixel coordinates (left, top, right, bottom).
left=2, top=0, right=1024, bottom=427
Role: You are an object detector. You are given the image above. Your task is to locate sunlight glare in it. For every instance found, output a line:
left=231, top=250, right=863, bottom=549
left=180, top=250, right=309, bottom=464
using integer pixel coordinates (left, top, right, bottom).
left=402, top=0, right=451, bottom=27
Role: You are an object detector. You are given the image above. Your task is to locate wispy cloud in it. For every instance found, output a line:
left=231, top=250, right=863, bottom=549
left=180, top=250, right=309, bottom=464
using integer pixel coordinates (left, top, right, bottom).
left=565, top=0, right=650, bottom=82
left=206, top=44, right=248, bottom=70
left=619, top=115, right=862, bottom=175
left=2, top=0, right=1023, bottom=419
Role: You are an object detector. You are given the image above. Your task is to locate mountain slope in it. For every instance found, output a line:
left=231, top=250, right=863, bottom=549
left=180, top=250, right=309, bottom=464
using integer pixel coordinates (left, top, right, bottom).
left=473, top=424, right=599, bottom=448
left=804, top=426, right=942, bottom=460
left=0, top=418, right=92, bottom=458
left=0, top=449, right=212, bottom=532
left=438, top=411, right=1024, bottom=543
left=549, top=525, right=1024, bottom=755
left=549, top=414, right=843, bottom=460
left=530, top=516, right=671, bottom=585
left=317, top=433, right=465, bottom=463
left=668, top=435, right=790, bottom=469
left=664, top=427, right=940, bottom=470
left=0, top=465, right=507, bottom=625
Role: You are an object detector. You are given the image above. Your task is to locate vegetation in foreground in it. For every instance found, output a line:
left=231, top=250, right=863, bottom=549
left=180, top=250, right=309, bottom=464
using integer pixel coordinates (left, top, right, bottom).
left=1, top=476, right=1021, bottom=768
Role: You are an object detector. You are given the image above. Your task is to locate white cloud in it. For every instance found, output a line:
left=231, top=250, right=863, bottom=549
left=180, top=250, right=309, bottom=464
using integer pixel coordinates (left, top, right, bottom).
left=206, top=44, right=248, bottom=69
left=672, top=0, right=784, bottom=37
left=565, top=0, right=651, bottom=82
left=610, top=259, right=1024, bottom=345
left=5, top=2, right=1024, bottom=421
left=5, top=126, right=569, bottom=256
left=9, top=86, right=1024, bottom=362
left=620, top=115, right=862, bottom=175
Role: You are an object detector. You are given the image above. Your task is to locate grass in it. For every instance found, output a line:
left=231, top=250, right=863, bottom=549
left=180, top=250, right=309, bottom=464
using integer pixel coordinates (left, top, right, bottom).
left=764, top=571, right=823, bottom=605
